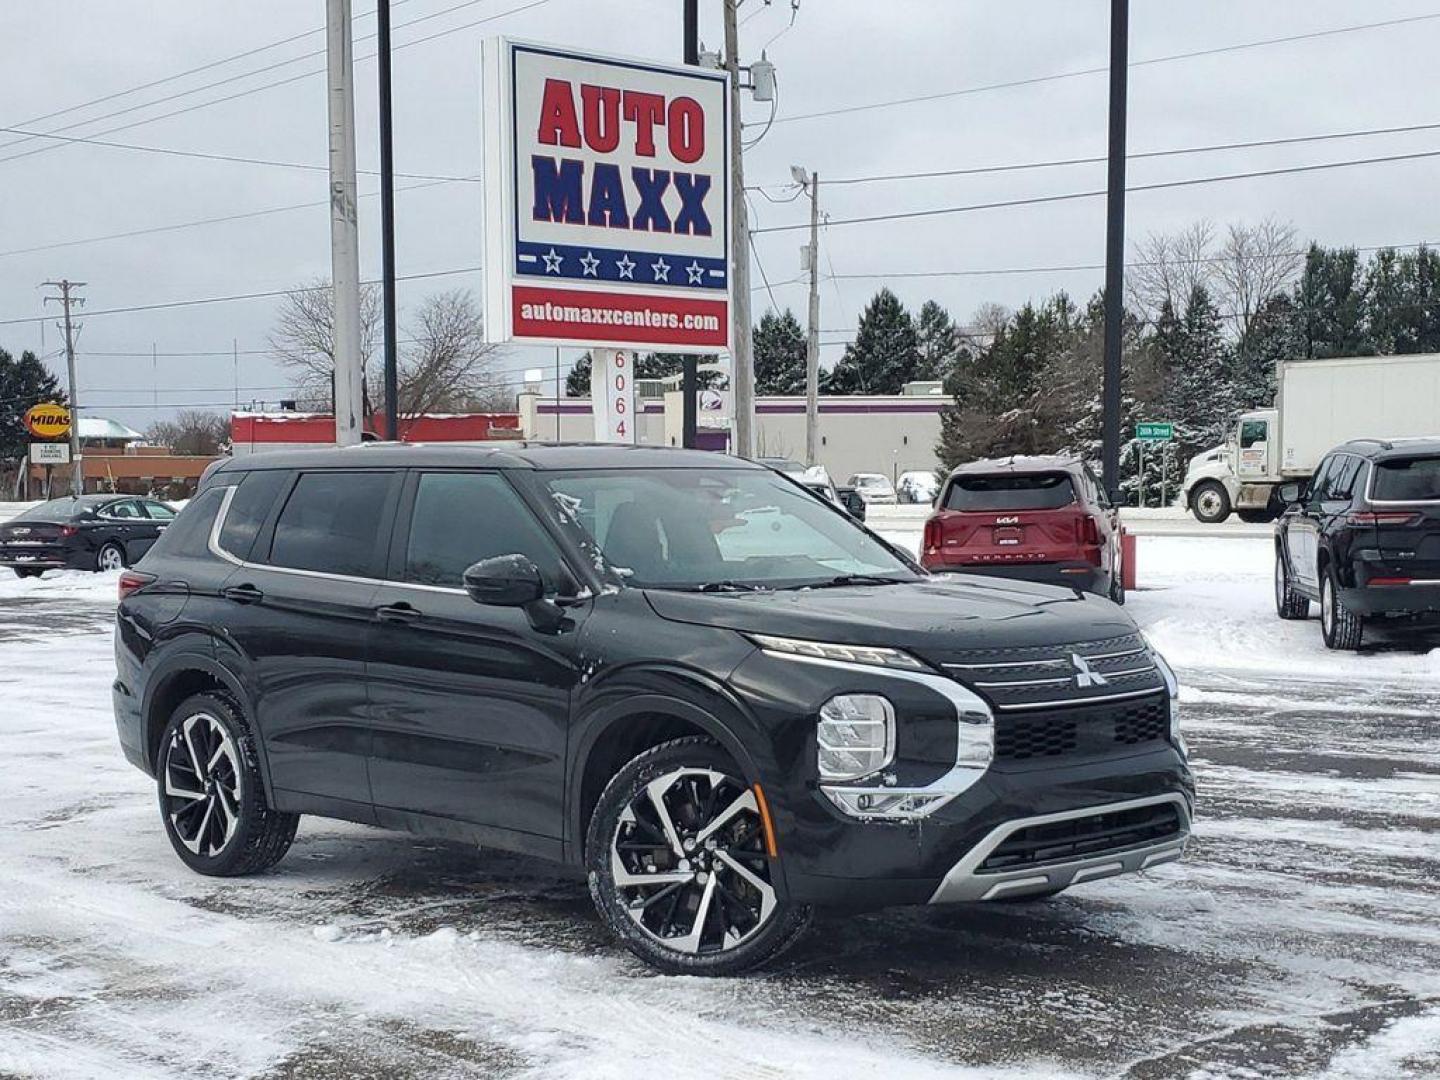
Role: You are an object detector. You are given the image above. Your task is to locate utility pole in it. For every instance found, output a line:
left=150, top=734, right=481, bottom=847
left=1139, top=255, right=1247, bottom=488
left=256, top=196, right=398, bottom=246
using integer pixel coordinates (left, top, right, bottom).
left=377, top=0, right=399, bottom=441
left=42, top=279, right=85, bottom=495
left=326, top=0, right=365, bottom=447
left=800, top=169, right=820, bottom=467
left=680, top=0, right=700, bottom=451
left=724, top=0, right=755, bottom=458
left=1100, top=0, right=1129, bottom=497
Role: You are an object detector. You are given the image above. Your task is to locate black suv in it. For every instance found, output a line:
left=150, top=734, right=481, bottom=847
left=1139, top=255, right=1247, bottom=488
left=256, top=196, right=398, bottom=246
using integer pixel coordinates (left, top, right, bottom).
left=113, top=445, right=1193, bottom=974
left=1275, top=437, right=1440, bottom=650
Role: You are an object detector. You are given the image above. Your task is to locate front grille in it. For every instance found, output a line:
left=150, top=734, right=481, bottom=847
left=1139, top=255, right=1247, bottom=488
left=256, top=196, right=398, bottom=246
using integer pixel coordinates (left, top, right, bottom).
left=928, top=633, right=1167, bottom=711
left=994, top=696, right=1168, bottom=760
left=978, top=801, right=1183, bottom=873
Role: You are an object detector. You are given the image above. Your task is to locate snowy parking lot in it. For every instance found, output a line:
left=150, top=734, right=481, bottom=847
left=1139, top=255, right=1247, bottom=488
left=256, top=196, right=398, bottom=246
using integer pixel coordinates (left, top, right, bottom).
left=1, top=509, right=1437, bottom=1078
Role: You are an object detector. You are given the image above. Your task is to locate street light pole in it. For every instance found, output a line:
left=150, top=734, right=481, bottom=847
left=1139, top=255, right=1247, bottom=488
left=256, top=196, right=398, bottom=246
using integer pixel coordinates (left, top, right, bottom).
left=803, top=171, right=820, bottom=467
left=377, top=0, right=400, bottom=441
left=1101, top=0, right=1129, bottom=497
left=680, top=0, right=700, bottom=450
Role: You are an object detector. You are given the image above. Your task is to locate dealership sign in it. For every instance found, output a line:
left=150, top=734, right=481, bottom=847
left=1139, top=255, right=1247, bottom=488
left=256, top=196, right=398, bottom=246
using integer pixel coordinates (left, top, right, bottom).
left=482, top=39, right=731, bottom=352
left=23, top=402, right=71, bottom=439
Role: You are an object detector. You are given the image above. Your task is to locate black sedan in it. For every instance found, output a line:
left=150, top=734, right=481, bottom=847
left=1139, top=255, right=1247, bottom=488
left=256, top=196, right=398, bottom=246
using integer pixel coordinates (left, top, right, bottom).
left=0, top=495, right=177, bottom=577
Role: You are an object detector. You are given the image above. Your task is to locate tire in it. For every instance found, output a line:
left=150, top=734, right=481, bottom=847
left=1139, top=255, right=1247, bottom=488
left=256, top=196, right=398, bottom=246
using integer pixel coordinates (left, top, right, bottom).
left=1108, top=571, right=1126, bottom=606
left=1320, top=566, right=1363, bottom=651
left=1191, top=481, right=1231, bottom=525
left=156, top=692, right=299, bottom=876
left=1274, top=551, right=1310, bottom=620
left=585, top=735, right=812, bottom=976
left=1237, top=508, right=1276, bottom=524
left=96, top=542, right=127, bottom=572
left=12, top=567, right=43, bottom=579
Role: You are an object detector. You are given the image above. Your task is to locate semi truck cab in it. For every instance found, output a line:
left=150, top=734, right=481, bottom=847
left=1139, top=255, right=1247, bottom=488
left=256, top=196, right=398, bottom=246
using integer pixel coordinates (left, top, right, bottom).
left=1183, top=408, right=1281, bottom=524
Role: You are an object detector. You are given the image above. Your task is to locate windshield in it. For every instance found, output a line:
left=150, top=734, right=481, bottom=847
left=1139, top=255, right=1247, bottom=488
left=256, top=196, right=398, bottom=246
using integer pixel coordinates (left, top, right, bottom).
left=540, top=468, right=917, bottom=590
left=1373, top=456, right=1440, bottom=502
left=944, top=472, right=1077, bottom=512
left=15, top=497, right=89, bottom=521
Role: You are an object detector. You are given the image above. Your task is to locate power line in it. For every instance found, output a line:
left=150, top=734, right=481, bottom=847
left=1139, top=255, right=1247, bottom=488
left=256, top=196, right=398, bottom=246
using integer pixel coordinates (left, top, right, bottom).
left=0, top=0, right=553, bottom=168
left=750, top=148, right=1440, bottom=235
left=751, top=120, right=1440, bottom=190
left=771, top=12, right=1440, bottom=127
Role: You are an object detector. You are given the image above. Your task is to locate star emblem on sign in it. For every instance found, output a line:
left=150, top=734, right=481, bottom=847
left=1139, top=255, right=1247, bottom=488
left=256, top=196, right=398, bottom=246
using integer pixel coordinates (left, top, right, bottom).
left=652, top=257, right=671, bottom=282
left=685, top=260, right=705, bottom=285
left=616, top=253, right=636, bottom=279
left=541, top=248, right=563, bottom=274
left=579, top=251, right=600, bottom=276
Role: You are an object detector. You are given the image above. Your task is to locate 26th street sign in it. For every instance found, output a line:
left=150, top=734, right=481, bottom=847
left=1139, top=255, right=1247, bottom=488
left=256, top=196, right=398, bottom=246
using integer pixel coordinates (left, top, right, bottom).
left=481, top=39, right=731, bottom=353
left=1136, top=422, right=1174, bottom=442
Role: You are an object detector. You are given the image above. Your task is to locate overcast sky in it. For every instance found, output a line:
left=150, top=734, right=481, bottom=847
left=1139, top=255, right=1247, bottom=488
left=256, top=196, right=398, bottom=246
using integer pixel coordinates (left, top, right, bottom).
left=2, top=0, right=1438, bottom=431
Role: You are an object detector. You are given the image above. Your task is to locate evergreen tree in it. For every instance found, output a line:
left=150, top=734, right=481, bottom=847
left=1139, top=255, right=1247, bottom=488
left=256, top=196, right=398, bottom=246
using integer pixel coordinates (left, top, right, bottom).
left=1364, top=245, right=1440, bottom=355
left=826, top=288, right=920, bottom=394
left=1232, top=293, right=1304, bottom=406
left=0, top=348, right=66, bottom=464
left=1155, top=285, right=1235, bottom=470
left=1295, top=244, right=1372, bottom=358
left=914, top=300, right=965, bottom=380
left=752, top=309, right=808, bottom=394
left=564, top=351, right=722, bottom=396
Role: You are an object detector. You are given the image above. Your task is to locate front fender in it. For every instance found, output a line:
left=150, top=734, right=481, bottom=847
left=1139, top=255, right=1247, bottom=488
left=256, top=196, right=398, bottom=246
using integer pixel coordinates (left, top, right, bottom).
left=1183, top=459, right=1239, bottom=504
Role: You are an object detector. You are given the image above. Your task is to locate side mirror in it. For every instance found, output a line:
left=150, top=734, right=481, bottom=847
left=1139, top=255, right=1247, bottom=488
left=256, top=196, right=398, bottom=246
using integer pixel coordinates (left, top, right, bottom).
left=1276, top=482, right=1303, bottom=506
left=1108, top=487, right=1127, bottom=508
left=463, top=554, right=545, bottom=607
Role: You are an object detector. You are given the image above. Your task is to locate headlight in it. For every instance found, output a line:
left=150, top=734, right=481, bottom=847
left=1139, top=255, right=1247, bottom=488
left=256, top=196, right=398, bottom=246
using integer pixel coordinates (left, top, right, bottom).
left=1146, top=641, right=1187, bottom=758
left=750, top=633, right=927, bottom=671
left=817, top=694, right=894, bottom=781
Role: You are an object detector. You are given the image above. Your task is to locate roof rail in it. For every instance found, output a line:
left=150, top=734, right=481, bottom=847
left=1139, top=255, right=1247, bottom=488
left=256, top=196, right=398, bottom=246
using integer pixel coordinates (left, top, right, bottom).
left=1344, top=437, right=1393, bottom=451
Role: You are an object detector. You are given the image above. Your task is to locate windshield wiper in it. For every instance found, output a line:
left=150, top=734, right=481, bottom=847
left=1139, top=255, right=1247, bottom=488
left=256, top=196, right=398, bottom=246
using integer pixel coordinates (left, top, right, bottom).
left=787, top=573, right=913, bottom=590
left=689, top=581, right=769, bottom=593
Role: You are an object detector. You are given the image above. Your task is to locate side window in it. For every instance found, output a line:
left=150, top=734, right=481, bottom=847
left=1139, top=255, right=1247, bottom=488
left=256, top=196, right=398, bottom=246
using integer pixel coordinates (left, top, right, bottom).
left=142, top=501, right=177, bottom=521
left=218, top=470, right=291, bottom=561
left=104, top=500, right=144, bottom=520
left=403, top=472, right=565, bottom=588
left=144, top=488, right=225, bottom=560
left=1329, top=456, right=1362, bottom=503
left=267, top=472, right=395, bottom=577
left=1308, top=456, right=1337, bottom=505
left=1240, top=420, right=1269, bottom=449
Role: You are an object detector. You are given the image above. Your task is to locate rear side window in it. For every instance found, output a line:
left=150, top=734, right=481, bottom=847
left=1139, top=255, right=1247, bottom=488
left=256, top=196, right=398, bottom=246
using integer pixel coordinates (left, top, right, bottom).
left=1373, top=456, right=1440, bottom=502
left=144, top=487, right=225, bottom=560
left=944, top=472, right=1076, bottom=512
left=403, top=472, right=564, bottom=588
left=218, top=470, right=290, bottom=561
left=267, top=471, right=394, bottom=577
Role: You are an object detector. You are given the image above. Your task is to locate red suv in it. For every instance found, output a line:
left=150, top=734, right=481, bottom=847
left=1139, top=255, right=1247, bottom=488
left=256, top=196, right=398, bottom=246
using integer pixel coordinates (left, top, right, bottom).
left=922, top=456, right=1125, bottom=603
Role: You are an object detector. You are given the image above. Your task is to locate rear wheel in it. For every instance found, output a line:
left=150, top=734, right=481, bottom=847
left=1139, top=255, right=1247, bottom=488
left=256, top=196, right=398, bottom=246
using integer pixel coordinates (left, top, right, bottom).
left=96, top=542, right=126, bottom=572
left=12, top=567, right=43, bottom=579
left=1191, top=481, right=1231, bottom=525
left=1237, top=508, right=1276, bottom=524
left=1320, top=567, right=1363, bottom=650
left=1274, top=552, right=1309, bottom=620
left=585, top=736, right=811, bottom=975
left=157, top=693, right=299, bottom=875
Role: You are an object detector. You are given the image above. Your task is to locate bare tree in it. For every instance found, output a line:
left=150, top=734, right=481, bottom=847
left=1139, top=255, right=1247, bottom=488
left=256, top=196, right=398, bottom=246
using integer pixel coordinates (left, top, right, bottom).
left=1213, top=217, right=1302, bottom=339
left=147, top=410, right=230, bottom=456
left=399, top=289, right=507, bottom=414
left=1127, top=220, right=1216, bottom=323
left=268, top=278, right=382, bottom=409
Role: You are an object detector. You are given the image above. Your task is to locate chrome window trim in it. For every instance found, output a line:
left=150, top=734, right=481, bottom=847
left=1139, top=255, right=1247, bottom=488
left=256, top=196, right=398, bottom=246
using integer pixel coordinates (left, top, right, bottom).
left=1364, top=455, right=1440, bottom=506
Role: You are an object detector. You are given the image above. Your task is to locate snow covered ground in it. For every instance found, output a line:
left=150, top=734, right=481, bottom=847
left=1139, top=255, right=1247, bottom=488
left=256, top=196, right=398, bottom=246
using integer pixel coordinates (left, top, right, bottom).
left=1, top=527, right=1437, bottom=1077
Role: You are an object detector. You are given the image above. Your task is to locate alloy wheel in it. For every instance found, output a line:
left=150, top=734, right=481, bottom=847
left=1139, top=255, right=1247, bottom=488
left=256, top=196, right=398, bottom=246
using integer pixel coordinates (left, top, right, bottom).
left=1275, top=559, right=1286, bottom=609
left=98, top=545, right=125, bottom=571
left=1321, top=577, right=1335, bottom=635
left=162, top=712, right=243, bottom=858
left=609, top=767, right=776, bottom=956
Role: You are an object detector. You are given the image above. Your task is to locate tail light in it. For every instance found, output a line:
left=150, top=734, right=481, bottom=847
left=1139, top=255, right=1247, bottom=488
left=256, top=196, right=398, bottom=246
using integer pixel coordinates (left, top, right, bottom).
left=118, top=570, right=155, bottom=600
left=1078, top=515, right=1103, bottom=565
left=1347, top=511, right=1422, bottom=527
left=922, top=518, right=943, bottom=555
left=58, top=525, right=78, bottom=537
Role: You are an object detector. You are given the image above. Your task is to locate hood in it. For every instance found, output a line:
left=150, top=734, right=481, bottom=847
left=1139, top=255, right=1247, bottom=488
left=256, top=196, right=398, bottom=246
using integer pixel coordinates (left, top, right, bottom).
left=643, top=576, right=1138, bottom=654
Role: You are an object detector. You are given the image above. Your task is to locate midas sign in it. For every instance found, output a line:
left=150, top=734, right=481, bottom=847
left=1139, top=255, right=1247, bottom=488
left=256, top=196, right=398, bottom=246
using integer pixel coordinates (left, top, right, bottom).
left=482, top=39, right=731, bottom=353
left=23, top=402, right=71, bottom=439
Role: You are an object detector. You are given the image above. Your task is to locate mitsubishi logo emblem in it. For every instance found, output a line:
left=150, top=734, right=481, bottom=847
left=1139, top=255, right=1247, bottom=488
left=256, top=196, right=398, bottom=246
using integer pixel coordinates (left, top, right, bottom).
left=1071, top=654, right=1109, bottom=688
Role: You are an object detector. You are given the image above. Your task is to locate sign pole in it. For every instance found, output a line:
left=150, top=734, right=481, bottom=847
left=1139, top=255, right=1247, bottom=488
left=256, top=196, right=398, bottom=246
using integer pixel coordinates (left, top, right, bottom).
left=680, top=0, right=700, bottom=451
left=591, top=350, right=636, bottom=444
left=725, top=0, right=755, bottom=458
left=326, top=0, right=365, bottom=447
left=1100, top=0, right=1129, bottom=497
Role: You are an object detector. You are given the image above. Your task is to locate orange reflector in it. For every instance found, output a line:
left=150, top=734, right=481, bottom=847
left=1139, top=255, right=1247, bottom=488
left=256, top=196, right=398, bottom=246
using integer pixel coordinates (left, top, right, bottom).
left=752, top=782, right=779, bottom=858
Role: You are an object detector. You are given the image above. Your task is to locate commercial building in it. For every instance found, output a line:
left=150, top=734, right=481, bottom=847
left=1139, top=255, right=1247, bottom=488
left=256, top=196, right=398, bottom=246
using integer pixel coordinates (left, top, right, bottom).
left=23, top=417, right=215, bottom=499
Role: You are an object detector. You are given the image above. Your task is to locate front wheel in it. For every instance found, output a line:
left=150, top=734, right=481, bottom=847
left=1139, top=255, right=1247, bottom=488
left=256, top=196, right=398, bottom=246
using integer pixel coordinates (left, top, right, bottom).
left=1320, top=567, right=1363, bottom=651
left=1191, top=481, right=1231, bottom=525
left=1274, top=552, right=1309, bottom=620
left=585, top=736, right=811, bottom=976
left=157, top=693, right=299, bottom=875
left=12, top=567, right=43, bottom=579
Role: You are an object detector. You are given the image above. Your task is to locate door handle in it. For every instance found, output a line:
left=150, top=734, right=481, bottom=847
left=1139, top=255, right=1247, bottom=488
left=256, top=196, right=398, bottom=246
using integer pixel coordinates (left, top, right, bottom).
left=222, top=583, right=264, bottom=605
left=375, top=602, right=422, bottom=625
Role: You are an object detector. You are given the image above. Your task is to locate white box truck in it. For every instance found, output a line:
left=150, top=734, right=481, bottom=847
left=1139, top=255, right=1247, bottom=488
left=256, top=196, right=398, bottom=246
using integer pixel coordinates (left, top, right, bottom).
left=1182, top=353, right=1440, bottom=523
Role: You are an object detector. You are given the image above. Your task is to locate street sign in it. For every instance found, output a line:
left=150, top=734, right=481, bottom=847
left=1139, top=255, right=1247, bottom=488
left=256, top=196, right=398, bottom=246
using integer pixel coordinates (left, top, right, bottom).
left=482, top=38, right=732, bottom=352
left=23, top=402, right=71, bottom=439
left=1136, top=422, right=1173, bottom=442
left=30, top=442, right=71, bottom=465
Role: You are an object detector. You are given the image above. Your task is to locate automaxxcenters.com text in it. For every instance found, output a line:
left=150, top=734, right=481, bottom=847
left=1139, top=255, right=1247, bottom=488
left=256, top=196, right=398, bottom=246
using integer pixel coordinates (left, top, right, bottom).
left=520, top=300, right=720, bottom=333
